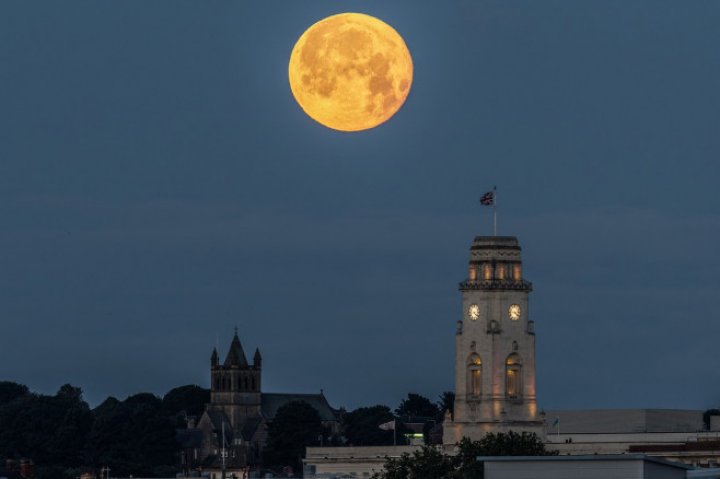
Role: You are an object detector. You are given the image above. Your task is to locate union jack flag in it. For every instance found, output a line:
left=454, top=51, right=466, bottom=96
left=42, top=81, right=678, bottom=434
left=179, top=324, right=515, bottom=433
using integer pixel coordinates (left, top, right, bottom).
left=480, top=190, right=495, bottom=206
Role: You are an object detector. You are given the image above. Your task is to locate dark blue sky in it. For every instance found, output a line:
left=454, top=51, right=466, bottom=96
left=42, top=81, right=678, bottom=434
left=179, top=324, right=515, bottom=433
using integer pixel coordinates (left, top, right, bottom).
left=1, top=1, right=719, bottom=411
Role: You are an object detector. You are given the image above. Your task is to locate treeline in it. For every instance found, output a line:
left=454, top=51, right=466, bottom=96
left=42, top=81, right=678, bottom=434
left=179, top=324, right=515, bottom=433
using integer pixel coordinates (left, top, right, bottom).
left=0, top=380, right=454, bottom=478
left=0, top=381, right=209, bottom=479
left=373, top=434, right=556, bottom=479
left=341, top=392, right=454, bottom=446
left=261, top=392, right=455, bottom=475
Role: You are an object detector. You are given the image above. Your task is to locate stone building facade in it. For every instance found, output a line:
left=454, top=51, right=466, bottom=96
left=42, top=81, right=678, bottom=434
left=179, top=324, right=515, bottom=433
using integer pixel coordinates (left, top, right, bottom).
left=181, top=331, right=340, bottom=476
left=443, top=236, right=543, bottom=443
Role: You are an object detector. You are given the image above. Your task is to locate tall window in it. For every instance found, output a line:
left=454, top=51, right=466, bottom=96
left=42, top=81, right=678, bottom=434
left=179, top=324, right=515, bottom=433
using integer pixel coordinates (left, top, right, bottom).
left=505, top=353, right=523, bottom=399
left=513, top=263, right=522, bottom=281
left=467, top=354, right=482, bottom=397
left=482, top=263, right=492, bottom=280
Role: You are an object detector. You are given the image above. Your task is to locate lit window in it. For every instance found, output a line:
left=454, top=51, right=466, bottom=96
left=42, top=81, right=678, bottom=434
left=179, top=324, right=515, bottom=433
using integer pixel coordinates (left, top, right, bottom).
left=482, top=264, right=492, bottom=280
left=505, top=353, right=523, bottom=399
left=513, top=264, right=522, bottom=281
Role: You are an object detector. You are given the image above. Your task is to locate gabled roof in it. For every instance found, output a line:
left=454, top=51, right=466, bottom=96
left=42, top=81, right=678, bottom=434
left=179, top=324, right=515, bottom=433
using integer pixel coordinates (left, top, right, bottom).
left=224, top=332, right=248, bottom=367
left=205, top=410, right=234, bottom=445
left=240, top=416, right=263, bottom=441
left=261, top=393, right=339, bottom=422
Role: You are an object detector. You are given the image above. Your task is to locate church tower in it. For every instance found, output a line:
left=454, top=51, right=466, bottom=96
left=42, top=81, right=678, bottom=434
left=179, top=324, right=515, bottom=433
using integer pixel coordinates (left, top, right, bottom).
left=443, top=236, right=544, bottom=444
left=208, top=329, right=262, bottom=430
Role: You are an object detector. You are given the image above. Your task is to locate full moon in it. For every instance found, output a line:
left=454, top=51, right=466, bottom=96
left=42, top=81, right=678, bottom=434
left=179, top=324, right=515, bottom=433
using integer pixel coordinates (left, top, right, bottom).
left=288, top=13, right=413, bottom=132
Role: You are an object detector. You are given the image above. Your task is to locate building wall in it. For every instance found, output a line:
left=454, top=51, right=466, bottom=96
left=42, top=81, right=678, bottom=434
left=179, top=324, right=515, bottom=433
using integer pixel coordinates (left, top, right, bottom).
left=545, top=409, right=706, bottom=434
left=548, top=433, right=720, bottom=468
left=305, top=446, right=420, bottom=478
left=711, top=417, right=720, bottom=432
left=485, top=459, right=644, bottom=479
left=644, top=461, right=689, bottom=479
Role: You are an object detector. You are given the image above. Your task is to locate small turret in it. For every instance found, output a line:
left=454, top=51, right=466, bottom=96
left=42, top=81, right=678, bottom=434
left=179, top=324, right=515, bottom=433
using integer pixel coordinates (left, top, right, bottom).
left=253, top=348, right=262, bottom=369
left=211, top=347, right=219, bottom=367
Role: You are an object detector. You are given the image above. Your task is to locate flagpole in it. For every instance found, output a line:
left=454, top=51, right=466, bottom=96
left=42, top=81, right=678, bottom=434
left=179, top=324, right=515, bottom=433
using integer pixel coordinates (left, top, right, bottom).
left=480, top=188, right=497, bottom=236
left=493, top=186, right=497, bottom=236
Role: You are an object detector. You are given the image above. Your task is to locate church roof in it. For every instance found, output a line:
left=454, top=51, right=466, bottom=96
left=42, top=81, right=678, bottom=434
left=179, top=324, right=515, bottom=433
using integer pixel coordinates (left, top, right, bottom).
left=240, top=416, right=263, bottom=441
left=261, top=393, right=339, bottom=422
left=176, top=428, right=203, bottom=448
left=224, top=331, right=249, bottom=367
left=205, top=410, right=235, bottom=444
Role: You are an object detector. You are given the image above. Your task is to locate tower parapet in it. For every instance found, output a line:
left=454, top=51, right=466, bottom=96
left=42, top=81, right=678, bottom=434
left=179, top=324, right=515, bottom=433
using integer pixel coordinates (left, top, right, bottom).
left=461, top=236, right=532, bottom=291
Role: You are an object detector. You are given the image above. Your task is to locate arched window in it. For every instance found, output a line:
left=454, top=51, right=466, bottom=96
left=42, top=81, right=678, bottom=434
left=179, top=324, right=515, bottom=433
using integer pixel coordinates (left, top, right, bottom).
left=496, top=263, right=506, bottom=280
left=467, top=354, right=482, bottom=398
left=469, top=265, right=477, bottom=281
left=505, top=353, right=523, bottom=399
left=512, top=263, right=522, bottom=281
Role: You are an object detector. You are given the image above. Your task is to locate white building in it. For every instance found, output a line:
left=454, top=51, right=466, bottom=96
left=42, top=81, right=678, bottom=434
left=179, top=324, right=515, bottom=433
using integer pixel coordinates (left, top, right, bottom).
left=480, top=454, right=691, bottom=479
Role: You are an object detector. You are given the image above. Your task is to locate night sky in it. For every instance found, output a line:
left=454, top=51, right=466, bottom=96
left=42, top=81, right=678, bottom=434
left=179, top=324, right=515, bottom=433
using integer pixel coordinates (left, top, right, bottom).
left=1, top=1, right=719, bottom=412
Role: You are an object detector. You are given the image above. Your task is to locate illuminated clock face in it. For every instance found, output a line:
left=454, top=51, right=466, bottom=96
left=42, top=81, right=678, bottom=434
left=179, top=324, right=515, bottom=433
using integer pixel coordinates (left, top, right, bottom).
left=508, top=304, right=521, bottom=321
left=468, top=304, right=480, bottom=321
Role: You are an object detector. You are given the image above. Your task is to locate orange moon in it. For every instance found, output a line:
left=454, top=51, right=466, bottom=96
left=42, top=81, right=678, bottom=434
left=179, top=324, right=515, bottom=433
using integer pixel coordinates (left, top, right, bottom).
left=288, top=13, right=413, bottom=132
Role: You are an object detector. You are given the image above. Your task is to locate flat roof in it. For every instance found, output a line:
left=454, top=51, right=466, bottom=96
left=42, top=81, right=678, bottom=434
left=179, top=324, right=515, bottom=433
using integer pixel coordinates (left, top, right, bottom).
left=476, top=454, right=692, bottom=470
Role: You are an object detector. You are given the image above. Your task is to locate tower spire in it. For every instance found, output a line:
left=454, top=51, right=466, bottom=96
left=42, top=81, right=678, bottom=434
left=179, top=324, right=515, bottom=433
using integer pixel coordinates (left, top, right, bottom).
left=224, top=330, right=248, bottom=366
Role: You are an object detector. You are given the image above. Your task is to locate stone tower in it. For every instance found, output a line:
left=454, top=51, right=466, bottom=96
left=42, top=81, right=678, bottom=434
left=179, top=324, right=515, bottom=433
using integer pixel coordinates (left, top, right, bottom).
left=208, top=329, right=263, bottom=430
left=443, top=236, right=544, bottom=444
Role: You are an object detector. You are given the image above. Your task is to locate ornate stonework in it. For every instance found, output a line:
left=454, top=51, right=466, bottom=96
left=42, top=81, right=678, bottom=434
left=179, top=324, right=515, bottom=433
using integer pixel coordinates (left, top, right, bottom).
left=443, top=236, right=544, bottom=444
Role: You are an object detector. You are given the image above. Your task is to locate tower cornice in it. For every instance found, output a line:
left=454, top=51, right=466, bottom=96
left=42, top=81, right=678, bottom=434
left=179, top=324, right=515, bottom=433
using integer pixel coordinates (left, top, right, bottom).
left=459, top=279, right=533, bottom=292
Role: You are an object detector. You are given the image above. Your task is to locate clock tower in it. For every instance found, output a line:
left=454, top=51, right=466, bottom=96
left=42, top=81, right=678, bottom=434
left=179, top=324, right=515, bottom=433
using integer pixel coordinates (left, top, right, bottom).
left=443, top=236, right=544, bottom=444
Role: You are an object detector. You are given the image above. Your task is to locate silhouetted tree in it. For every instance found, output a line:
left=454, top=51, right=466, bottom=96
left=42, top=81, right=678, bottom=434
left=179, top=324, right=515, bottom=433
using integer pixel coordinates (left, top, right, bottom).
left=262, top=401, right=324, bottom=474
left=378, top=445, right=454, bottom=479
left=0, top=381, right=29, bottom=405
left=92, top=396, right=119, bottom=417
left=373, top=432, right=556, bottom=479
left=85, top=393, right=177, bottom=477
left=469, top=431, right=554, bottom=456
left=162, top=384, right=210, bottom=426
left=395, top=393, right=439, bottom=419
left=343, top=405, right=395, bottom=446
left=0, top=384, right=92, bottom=475
left=438, top=391, right=455, bottom=419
